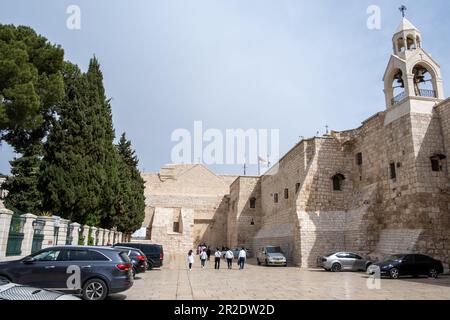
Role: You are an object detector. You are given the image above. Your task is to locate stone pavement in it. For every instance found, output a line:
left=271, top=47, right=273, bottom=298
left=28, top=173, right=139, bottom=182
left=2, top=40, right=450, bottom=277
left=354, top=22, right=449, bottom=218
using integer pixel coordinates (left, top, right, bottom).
left=110, top=253, right=450, bottom=300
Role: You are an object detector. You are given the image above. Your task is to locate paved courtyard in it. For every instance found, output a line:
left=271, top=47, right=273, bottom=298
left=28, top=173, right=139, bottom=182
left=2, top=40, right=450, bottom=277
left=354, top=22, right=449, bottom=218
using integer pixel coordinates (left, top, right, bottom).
left=110, top=254, right=450, bottom=300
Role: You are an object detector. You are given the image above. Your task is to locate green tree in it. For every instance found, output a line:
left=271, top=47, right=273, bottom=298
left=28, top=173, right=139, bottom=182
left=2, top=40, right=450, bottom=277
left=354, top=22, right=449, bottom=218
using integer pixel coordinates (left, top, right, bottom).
left=115, top=133, right=145, bottom=233
left=85, top=57, right=121, bottom=228
left=40, top=58, right=122, bottom=227
left=0, top=24, right=64, bottom=213
left=39, top=62, right=103, bottom=224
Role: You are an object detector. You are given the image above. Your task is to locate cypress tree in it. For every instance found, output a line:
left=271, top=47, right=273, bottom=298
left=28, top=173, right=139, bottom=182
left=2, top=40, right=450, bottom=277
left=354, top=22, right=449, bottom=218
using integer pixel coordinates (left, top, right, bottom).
left=39, top=62, right=103, bottom=224
left=115, top=133, right=145, bottom=233
left=85, top=57, right=121, bottom=228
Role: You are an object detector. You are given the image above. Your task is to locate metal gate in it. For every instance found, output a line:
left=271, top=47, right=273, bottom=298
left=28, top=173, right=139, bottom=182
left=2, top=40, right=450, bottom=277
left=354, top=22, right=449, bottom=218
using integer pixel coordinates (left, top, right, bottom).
left=66, top=224, right=74, bottom=245
left=6, top=214, right=25, bottom=256
left=31, top=219, right=45, bottom=253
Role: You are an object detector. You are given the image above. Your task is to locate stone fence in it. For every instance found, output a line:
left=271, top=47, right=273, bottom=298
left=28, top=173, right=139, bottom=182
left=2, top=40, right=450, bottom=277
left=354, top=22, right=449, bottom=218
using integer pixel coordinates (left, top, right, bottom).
left=0, top=208, right=124, bottom=260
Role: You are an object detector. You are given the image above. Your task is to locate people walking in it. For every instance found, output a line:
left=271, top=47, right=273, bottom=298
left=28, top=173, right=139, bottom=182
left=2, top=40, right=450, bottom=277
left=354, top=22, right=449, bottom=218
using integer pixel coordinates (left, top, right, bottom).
left=225, top=248, right=234, bottom=269
left=238, top=247, right=247, bottom=270
left=187, top=250, right=194, bottom=271
left=200, top=249, right=207, bottom=268
left=206, top=246, right=211, bottom=261
left=214, top=248, right=221, bottom=269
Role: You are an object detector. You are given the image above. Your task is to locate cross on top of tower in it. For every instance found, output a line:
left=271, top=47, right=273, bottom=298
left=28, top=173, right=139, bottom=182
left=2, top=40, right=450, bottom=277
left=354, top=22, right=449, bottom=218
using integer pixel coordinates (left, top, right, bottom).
left=399, top=5, right=407, bottom=18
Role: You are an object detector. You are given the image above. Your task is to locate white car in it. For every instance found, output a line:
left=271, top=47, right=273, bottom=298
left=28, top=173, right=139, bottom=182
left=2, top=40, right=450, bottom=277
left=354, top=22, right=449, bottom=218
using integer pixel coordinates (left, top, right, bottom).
left=257, top=246, right=287, bottom=266
left=0, top=279, right=80, bottom=300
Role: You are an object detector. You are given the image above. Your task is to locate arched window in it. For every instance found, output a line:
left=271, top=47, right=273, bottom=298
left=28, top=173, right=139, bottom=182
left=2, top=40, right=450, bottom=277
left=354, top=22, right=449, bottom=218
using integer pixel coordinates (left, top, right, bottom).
left=332, top=173, right=345, bottom=191
left=391, top=69, right=405, bottom=105
left=406, top=35, right=416, bottom=50
left=416, top=35, right=422, bottom=48
left=250, top=197, right=256, bottom=209
left=397, top=37, right=406, bottom=53
left=413, top=64, right=436, bottom=97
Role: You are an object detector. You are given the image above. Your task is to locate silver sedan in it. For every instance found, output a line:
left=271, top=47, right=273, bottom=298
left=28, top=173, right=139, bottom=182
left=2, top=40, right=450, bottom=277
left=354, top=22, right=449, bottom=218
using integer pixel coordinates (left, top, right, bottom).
left=317, top=252, right=373, bottom=272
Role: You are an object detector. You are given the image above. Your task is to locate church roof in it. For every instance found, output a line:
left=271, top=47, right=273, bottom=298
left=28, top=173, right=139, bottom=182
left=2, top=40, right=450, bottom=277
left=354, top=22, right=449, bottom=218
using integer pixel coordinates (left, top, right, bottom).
left=395, top=17, right=419, bottom=34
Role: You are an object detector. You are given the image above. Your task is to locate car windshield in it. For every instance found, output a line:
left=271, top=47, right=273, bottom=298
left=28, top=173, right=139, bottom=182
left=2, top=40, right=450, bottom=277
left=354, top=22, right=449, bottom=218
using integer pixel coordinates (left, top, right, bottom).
left=385, top=255, right=404, bottom=262
left=266, top=247, right=282, bottom=253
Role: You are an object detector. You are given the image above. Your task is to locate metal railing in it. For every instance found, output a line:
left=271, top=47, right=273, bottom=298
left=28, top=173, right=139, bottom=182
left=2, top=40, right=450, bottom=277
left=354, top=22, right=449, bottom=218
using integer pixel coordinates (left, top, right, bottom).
left=392, top=91, right=406, bottom=106
left=392, top=89, right=437, bottom=106
left=417, top=89, right=436, bottom=98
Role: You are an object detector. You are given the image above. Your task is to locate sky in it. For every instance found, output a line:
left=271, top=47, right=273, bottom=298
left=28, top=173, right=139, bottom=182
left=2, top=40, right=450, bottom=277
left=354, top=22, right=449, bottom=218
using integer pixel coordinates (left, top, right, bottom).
left=1, top=0, right=450, bottom=176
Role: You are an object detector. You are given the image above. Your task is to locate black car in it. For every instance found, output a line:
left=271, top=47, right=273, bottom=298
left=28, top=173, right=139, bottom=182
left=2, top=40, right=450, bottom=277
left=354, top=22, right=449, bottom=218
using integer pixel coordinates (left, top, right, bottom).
left=114, top=243, right=164, bottom=268
left=114, top=246, right=147, bottom=277
left=0, top=246, right=134, bottom=300
left=367, top=254, right=444, bottom=279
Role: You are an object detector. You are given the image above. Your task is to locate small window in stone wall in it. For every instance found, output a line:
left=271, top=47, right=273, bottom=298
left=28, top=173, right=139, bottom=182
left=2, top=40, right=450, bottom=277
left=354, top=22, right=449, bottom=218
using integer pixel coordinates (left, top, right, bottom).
left=332, top=173, right=345, bottom=191
left=295, top=183, right=300, bottom=193
left=389, top=163, right=396, bottom=180
left=250, top=197, right=256, bottom=208
left=431, top=154, right=446, bottom=172
left=284, top=188, right=289, bottom=199
left=356, top=152, right=363, bottom=166
left=173, top=222, right=180, bottom=233
left=274, top=193, right=279, bottom=203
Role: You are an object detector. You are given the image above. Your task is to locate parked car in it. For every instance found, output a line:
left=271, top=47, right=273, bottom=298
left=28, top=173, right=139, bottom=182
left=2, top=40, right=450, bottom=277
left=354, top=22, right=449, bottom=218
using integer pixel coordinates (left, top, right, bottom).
left=256, top=246, right=287, bottom=266
left=114, top=243, right=164, bottom=268
left=113, top=246, right=147, bottom=277
left=0, top=246, right=134, bottom=300
left=0, top=278, right=80, bottom=300
left=317, top=252, right=373, bottom=272
left=367, top=254, right=444, bottom=279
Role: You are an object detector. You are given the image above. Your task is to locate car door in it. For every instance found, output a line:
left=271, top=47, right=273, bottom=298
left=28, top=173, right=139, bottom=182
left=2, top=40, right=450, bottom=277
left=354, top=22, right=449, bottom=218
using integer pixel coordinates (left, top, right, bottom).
left=336, top=253, right=353, bottom=270
left=20, top=249, right=64, bottom=288
left=399, top=255, right=415, bottom=276
left=347, top=253, right=364, bottom=270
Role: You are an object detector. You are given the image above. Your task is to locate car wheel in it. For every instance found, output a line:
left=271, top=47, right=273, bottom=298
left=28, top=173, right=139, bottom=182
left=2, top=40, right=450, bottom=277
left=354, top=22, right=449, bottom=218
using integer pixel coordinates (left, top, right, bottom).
left=428, top=267, right=439, bottom=279
left=82, top=278, right=108, bottom=301
left=365, top=262, right=372, bottom=271
left=0, top=275, right=11, bottom=283
left=331, top=263, right=342, bottom=272
left=257, top=258, right=261, bottom=266
left=389, top=268, right=400, bottom=279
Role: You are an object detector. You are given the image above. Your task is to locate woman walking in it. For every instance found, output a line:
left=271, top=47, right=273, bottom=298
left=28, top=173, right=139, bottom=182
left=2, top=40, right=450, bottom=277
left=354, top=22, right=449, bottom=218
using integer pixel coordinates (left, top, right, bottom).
left=187, top=250, right=194, bottom=271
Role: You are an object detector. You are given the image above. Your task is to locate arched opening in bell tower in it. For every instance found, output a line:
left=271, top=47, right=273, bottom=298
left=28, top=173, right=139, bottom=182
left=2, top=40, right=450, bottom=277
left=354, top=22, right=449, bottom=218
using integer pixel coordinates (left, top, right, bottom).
left=406, top=35, right=417, bottom=50
left=391, top=69, right=405, bottom=105
left=412, top=64, right=436, bottom=98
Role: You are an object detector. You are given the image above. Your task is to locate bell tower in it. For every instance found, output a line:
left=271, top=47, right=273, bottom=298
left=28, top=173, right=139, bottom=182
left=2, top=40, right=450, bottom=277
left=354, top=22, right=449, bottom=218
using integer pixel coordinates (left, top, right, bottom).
left=383, top=8, right=445, bottom=125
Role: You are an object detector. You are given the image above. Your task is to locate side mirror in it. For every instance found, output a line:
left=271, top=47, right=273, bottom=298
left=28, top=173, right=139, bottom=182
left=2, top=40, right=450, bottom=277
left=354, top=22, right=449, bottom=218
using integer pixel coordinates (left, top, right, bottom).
left=22, top=257, right=35, bottom=264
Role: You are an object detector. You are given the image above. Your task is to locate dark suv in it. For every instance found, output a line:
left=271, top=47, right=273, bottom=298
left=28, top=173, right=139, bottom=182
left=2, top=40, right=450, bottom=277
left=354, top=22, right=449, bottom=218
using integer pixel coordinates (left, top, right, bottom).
left=0, top=246, right=134, bottom=300
left=114, top=243, right=164, bottom=268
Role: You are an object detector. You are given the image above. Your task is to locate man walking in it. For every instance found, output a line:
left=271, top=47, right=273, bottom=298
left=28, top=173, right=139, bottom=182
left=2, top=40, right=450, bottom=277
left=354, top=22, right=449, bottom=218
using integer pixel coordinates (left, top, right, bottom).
left=214, top=248, right=221, bottom=269
left=200, top=249, right=207, bottom=269
left=225, top=248, right=234, bottom=270
left=238, top=247, right=247, bottom=270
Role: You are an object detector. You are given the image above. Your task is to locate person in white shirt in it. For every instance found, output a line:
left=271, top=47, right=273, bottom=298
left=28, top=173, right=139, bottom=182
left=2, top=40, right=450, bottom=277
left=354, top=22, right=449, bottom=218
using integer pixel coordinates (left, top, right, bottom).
left=225, top=248, right=234, bottom=269
left=214, top=248, right=222, bottom=269
left=238, top=247, right=247, bottom=270
left=187, top=250, right=194, bottom=271
left=200, top=249, right=207, bottom=268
